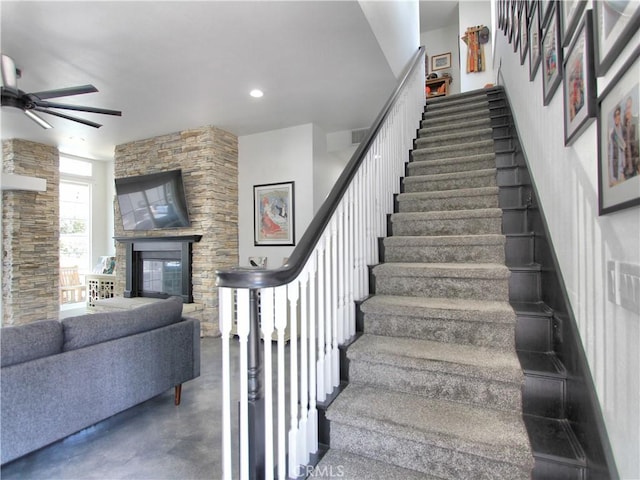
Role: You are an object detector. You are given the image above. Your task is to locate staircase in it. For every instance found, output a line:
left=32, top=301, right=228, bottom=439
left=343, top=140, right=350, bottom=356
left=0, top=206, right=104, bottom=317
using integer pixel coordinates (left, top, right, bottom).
left=315, top=88, right=534, bottom=479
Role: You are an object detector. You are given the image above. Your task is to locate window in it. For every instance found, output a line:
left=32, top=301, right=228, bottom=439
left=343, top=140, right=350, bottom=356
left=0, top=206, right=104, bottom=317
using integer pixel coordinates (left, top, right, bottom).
left=59, top=181, right=91, bottom=270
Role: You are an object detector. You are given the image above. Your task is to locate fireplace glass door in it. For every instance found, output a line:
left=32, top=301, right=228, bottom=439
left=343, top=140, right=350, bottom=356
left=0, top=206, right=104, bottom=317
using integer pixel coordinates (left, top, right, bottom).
left=141, top=258, right=183, bottom=297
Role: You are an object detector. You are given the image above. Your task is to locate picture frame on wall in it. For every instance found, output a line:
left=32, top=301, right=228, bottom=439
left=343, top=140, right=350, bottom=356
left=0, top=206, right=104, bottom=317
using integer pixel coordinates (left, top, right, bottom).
left=561, top=0, right=587, bottom=46
left=593, top=1, right=640, bottom=76
left=431, top=52, right=452, bottom=71
left=514, top=2, right=521, bottom=53
left=529, top=1, right=542, bottom=80
left=563, top=10, right=596, bottom=146
left=253, top=181, right=295, bottom=246
left=539, top=0, right=552, bottom=26
left=519, top=2, right=529, bottom=65
left=597, top=45, right=640, bottom=215
left=542, top=2, right=562, bottom=106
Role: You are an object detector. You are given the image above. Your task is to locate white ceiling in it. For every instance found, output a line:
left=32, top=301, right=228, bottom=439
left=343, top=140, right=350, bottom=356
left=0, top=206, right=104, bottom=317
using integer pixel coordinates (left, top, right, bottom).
left=1, top=1, right=458, bottom=161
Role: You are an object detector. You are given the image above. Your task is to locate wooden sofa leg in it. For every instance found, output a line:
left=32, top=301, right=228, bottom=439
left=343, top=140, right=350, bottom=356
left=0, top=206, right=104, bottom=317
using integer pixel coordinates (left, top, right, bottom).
left=174, top=384, right=182, bottom=406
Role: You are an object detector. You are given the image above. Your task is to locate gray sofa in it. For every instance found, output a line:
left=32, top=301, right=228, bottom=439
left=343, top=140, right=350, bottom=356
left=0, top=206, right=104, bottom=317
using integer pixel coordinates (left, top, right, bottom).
left=0, top=296, right=200, bottom=465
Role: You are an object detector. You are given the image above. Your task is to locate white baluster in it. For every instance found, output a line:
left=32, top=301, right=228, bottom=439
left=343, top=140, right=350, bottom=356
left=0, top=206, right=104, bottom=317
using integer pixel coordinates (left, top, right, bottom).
left=324, top=233, right=333, bottom=396
left=274, top=286, right=287, bottom=480
left=260, top=288, right=275, bottom=480
left=307, top=252, right=319, bottom=454
left=298, top=270, right=309, bottom=466
left=236, top=288, right=250, bottom=480
left=316, top=241, right=326, bottom=403
left=330, top=216, right=340, bottom=388
left=220, top=287, right=233, bottom=480
left=287, top=282, right=300, bottom=478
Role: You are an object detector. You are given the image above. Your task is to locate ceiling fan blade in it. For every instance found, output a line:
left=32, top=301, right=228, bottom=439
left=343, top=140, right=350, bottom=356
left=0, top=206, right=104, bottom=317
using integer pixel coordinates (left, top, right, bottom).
left=1, top=54, right=19, bottom=91
left=23, top=110, right=53, bottom=129
left=30, top=84, right=98, bottom=100
left=33, top=107, right=102, bottom=128
left=32, top=99, right=122, bottom=116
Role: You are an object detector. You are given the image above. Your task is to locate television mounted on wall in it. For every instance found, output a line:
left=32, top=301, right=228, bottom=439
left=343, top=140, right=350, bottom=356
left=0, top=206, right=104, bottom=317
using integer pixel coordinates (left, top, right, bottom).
left=115, top=169, right=190, bottom=231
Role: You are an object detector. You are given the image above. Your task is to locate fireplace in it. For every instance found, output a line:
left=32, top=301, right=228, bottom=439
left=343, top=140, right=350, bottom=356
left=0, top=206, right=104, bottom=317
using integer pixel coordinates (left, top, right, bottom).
left=115, top=235, right=202, bottom=303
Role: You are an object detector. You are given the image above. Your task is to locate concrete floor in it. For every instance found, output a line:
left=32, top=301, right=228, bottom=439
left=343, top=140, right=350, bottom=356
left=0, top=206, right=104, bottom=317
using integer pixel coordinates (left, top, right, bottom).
left=1, top=337, right=239, bottom=480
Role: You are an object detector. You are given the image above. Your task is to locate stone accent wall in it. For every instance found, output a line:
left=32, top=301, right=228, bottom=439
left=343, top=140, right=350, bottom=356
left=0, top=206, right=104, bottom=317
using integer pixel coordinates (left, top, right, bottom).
left=2, top=139, right=60, bottom=326
left=114, top=126, right=238, bottom=334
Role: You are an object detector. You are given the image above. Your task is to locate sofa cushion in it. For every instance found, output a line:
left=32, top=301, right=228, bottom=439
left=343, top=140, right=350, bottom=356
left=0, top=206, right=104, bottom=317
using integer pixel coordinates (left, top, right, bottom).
left=61, top=296, right=184, bottom=351
left=1, top=320, right=64, bottom=367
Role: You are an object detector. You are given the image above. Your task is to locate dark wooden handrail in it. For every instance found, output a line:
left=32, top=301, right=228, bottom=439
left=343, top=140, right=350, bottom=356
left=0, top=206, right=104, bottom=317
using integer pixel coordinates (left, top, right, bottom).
left=216, top=46, right=425, bottom=289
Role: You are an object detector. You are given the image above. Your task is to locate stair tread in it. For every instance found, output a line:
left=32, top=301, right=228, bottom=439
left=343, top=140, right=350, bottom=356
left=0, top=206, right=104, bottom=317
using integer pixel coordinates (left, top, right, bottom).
left=419, top=118, right=491, bottom=135
left=511, top=301, right=553, bottom=316
left=314, top=450, right=434, bottom=480
left=416, top=127, right=493, bottom=143
left=398, top=186, right=498, bottom=199
left=409, top=152, right=495, bottom=166
left=326, top=384, right=533, bottom=467
left=384, top=233, right=505, bottom=247
left=523, top=415, right=586, bottom=464
left=412, top=138, right=494, bottom=154
left=391, top=208, right=503, bottom=220
left=362, top=294, right=515, bottom=320
left=373, top=262, right=511, bottom=278
left=348, top=334, right=523, bottom=383
left=404, top=167, right=496, bottom=181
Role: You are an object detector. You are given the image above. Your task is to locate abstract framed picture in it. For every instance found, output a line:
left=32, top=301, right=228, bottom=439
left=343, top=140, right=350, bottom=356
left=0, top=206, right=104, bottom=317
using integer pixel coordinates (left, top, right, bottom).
left=529, top=1, right=542, bottom=80
left=431, top=52, right=452, bottom=71
left=563, top=9, right=596, bottom=146
left=593, top=0, right=640, bottom=76
left=597, top=46, right=640, bottom=215
left=253, top=181, right=295, bottom=246
left=542, top=2, right=563, bottom=106
left=561, top=0, right=587, bottom=46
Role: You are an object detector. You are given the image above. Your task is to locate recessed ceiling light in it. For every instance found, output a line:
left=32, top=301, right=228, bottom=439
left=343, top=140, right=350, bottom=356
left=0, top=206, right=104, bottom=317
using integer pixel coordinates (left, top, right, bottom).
left=250, top=89, right=264, bottom=98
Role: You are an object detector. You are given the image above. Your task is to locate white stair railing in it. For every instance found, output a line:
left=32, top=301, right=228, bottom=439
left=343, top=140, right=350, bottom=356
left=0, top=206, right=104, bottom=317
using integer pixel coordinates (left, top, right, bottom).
left=217, top=46, right=425, bottom=480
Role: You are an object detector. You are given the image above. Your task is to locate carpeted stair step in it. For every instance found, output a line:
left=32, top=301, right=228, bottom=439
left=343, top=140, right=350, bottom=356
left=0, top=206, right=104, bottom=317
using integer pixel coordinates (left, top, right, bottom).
left=411, top=138, right=495, bottom=161
left=402, top=168, right=497, bottom=192
left=371, top=262, right=510, bottom=301
left=390, top=209, right=503, bottom=236
left=347, top=334, right=525, bottom=411
left=396, top=186, right=499, bottom=212
left=325, top=384, right=534, bottom=480
left=407, top=153, right=496, bottom=175
left=361, top=295, right=517, bottom=350
left=418, top=116, right=491, bottom=137
left=420, top=108, right=489, bottom=129
left=423, top=99, right=490, bottom=119
left=382, top=234, right=505, bottom=263
left=426, top=88, right=493, bottom=107
left=312, top=450, right=432, bottom=480
left=415, top=127, right=493, bottom=149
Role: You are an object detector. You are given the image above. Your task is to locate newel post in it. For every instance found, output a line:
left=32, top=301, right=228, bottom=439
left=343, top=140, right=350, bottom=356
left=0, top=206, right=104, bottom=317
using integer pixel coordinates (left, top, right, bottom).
left=247, top=288, right=265, bottom=479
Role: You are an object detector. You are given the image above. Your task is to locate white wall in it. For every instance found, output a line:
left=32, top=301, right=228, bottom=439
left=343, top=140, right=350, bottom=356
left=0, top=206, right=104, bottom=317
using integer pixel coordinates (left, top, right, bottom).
left=315, top=130, right=358, bottom=212
left=493, top=4, right=639, bottom=478
left=359, top=0, right=420, bottom=78
left=459, top=0, right=495, bottom=91
left=421, top=22, right=462, bottom=95
left=238, top=124, right=315, bottom=269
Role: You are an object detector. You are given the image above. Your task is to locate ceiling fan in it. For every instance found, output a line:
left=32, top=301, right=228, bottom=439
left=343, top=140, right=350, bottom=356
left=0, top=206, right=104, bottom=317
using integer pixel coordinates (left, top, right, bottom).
left=0, top=54, right=121, bottom=129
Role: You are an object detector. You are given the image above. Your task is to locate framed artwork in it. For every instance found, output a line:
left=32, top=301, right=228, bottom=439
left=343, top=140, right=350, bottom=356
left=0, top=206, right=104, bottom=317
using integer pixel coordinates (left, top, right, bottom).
left=514, top=2, right=521, bottom=52
left=540, top=0, right=553, bottom=26
left=563, top=9, right=596, bottom=146
left=593, top=1, right=640, bottom=76
left=431, top=52, right=452, bottom=71
left=529, top=1, right=542, bottom=80
left=597, top=46, right=640, bottom=215
left=561, top=0, right=587, bottom=46
left=542, top=3, right=562, bottom=106
left=519, top=2, right=529, bottom=65
left=253, top=181, right=295, bottom=246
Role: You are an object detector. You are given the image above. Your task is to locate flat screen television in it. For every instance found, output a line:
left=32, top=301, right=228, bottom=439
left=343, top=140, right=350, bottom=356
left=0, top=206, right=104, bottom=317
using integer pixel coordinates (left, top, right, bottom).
left=115, top=169, right=191, bottom=231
